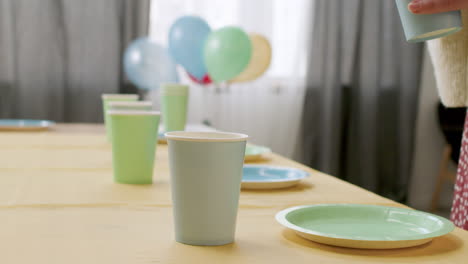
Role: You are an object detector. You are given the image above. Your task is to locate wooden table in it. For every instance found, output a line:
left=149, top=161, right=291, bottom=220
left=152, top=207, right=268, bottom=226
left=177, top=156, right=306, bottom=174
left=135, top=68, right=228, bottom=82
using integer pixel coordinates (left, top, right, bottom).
left=0, top=124, right=467, bottom=264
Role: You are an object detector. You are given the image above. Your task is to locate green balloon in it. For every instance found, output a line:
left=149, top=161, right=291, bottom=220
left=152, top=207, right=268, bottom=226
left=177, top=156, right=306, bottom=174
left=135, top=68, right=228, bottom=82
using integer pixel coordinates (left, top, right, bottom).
left=204, top=26, right=252, bottom=82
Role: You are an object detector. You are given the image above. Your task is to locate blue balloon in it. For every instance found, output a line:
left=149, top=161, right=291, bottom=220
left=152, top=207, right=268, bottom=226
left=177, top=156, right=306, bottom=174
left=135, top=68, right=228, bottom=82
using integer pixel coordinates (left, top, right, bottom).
left=123, top=37, right=179, bottom=90
left=168, top=16, right=211, bottom=79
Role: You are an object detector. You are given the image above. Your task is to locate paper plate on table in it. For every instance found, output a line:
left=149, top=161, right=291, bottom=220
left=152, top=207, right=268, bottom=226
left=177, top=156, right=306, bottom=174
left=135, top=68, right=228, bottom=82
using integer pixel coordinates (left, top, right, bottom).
left=242, top=165, right=309, bottom=189
left=245, top=144, right=271, bottom=161
left=0, top=119, right=55, bottom=131
left=276, top=204, right=454, bottom=249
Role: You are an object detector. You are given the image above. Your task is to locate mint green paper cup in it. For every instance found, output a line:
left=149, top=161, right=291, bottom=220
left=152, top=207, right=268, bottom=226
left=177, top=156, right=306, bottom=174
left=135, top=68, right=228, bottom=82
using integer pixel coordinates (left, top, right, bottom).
left=161, top=84, right=188, bottom=132
left=109, top=110, right=160, bottom=184
left=108, top=101, right=153, bottom=111
left=101, top=94, right=139, bottom=141
left=166, top=131, right=248, bottom=246
left=395, top=0, right=462, bottom=42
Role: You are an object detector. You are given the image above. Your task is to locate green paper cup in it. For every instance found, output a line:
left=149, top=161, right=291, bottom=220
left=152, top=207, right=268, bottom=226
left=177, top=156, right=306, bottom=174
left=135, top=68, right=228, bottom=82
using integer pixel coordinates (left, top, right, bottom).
left=160, top=84, right=188, bottom=132
left=101, top=94, right=139, bottom=141
left=108, top=101, right=153, bottom=111
left=166, top=131, right=248, bottom=246
left=109, top=110, right=160, bottom=184
left=395, top=0, right=462, bottom=43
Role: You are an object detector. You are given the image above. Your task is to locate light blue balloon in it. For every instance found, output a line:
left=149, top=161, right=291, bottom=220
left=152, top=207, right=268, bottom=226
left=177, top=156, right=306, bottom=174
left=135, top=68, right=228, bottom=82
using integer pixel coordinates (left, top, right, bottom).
left=124, top=37, right=179, bottom=90
left=168, top=16, right=211, bottom=79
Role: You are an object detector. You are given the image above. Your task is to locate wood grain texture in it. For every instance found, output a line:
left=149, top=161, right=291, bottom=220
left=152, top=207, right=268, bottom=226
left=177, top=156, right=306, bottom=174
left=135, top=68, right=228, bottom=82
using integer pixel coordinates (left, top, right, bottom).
left=0, top=124, right=467, bottom=263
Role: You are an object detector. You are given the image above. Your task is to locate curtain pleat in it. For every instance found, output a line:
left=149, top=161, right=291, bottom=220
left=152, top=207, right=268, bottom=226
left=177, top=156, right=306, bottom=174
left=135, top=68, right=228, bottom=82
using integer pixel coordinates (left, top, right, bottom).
left=0, top=0, right=149, bottom=122
left=301, top=0, right=423, bottom=202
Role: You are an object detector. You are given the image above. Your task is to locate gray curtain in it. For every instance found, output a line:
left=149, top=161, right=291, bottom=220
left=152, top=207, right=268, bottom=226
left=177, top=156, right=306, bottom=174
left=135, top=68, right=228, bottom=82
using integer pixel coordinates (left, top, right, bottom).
left=301, top=0, right=423, bottom=202
left=0, top=0, right=149, bottom=122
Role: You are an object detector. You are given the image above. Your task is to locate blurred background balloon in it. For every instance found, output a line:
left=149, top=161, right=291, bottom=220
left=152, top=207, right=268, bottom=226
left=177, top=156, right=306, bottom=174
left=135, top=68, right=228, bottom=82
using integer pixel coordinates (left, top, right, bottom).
left=231, top=34, right=271, bottom=83
left=204, top=26, right=251, bottom=83
left=187, top=72, right=212, bottom=85
left=123, top=37, right=178, bottom=90
left=168, top=16, right=211, bottom=80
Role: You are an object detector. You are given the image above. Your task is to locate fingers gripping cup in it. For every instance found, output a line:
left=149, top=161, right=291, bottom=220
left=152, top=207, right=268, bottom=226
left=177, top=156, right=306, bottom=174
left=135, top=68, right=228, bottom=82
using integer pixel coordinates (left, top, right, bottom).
left=165, top=131, right=248, bottom=246
left=101, top=94, right=139, bottom=141
left=395, top=0, right=462, bottom=42
left=109, top=110, right=160, bottom=184
left=160, top=84, right=189, bottom=132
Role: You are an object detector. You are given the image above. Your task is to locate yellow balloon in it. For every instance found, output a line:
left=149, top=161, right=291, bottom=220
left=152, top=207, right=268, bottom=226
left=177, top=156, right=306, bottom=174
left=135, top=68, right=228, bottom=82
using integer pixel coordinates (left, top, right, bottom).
left=231, top=33, right=271, bottom=82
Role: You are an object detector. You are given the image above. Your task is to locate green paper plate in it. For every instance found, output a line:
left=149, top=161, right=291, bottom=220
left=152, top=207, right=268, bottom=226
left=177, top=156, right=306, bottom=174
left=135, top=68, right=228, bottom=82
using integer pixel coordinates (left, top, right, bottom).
left=276, top=204, right=454, bottom=249
left=245, top=144, right=271, bottom=161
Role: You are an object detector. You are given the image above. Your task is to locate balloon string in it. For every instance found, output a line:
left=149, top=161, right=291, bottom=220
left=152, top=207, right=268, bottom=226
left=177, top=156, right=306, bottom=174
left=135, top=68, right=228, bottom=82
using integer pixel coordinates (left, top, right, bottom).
left=211, top=82, right=232, bottom=94
left=214, top=83, right=222, bottom=94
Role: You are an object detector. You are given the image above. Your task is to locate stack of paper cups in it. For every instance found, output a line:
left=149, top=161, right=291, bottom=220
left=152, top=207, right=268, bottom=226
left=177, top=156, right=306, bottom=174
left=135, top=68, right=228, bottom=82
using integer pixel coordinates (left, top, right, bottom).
left=101, top=94, right=139, bottom=141
left=108, top=101, right=153, bottom=111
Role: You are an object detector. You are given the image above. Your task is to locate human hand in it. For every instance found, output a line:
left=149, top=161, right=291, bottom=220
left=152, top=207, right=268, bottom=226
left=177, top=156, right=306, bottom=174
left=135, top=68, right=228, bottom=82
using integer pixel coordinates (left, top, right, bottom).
left=408, top=0, right=468, bottom=14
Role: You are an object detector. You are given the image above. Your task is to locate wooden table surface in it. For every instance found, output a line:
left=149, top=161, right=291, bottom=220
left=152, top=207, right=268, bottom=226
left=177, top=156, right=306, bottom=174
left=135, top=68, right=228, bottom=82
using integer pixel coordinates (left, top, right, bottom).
left=0, top=124, right=467, bottom=264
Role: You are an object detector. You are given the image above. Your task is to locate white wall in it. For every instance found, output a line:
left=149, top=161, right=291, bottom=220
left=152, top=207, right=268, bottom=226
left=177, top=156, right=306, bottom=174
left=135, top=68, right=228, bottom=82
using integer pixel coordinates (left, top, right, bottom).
left=408, top=47, right=456, bottom=211
left=147, top=0, right=313, bottom=159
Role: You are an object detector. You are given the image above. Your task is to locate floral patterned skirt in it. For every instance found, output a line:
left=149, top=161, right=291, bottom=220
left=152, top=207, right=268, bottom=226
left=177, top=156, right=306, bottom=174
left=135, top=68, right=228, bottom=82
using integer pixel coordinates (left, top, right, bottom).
left=452, top=110, right=468, bottom=230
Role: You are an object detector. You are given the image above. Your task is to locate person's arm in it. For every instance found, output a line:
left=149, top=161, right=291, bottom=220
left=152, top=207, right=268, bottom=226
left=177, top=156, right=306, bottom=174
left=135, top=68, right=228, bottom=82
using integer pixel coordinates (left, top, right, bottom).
left=408, top=0, right=468, bottom=14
